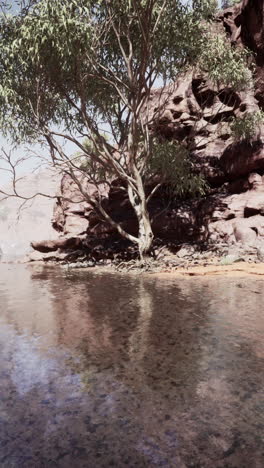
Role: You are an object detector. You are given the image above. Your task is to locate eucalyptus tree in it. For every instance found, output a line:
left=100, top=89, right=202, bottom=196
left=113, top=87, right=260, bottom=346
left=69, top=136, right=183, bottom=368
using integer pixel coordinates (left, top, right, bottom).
left=0, top=0, right=250, bottom=258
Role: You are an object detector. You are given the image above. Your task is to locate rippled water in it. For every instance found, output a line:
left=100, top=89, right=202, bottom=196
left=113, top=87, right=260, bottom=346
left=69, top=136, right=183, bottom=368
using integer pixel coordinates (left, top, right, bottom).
left=0, top=264, right=263, bottom=467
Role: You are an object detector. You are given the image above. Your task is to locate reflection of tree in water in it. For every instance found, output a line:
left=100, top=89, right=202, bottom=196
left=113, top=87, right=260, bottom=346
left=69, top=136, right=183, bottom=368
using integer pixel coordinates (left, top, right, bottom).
left=27, top=269, right=264, bottom=466
left=36, top=269, right=209, bottom=393
left=31, top=268, right=220, bottom=405
left=127, top=277, right=212, bottom=393
left=38, top=270, right=141, bottom=370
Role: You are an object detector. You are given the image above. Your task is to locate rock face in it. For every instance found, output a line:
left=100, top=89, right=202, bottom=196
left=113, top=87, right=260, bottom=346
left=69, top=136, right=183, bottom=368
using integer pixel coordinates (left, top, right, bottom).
left=145, top=73, right=259, bottom=186
left=217, top=0, right=264, bottom=108
left=32, top=0, right=264, bottom=259
left=201, top=173, right=264, bottom=246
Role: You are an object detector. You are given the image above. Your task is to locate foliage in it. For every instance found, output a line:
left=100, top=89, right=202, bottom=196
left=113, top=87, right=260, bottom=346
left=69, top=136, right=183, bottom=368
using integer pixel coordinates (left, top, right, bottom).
left=149, top=141, right=207, bottom=198
left=77, top=137, right=207, bottom=198
left=199, top=32, right=252, bottom=90
left=192, top=0, right=218, bottom=18
left=0, top=0, right=252, bottom=142
left=0, top=0, right=206, bottom=143
left=0, top=0, right=248, bottom=142
left=231, top=111, right=264, bottom=141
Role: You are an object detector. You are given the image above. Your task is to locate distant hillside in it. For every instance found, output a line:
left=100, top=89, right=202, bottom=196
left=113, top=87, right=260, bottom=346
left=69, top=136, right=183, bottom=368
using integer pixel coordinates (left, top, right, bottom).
left=0, top=169, right=59, bottom=260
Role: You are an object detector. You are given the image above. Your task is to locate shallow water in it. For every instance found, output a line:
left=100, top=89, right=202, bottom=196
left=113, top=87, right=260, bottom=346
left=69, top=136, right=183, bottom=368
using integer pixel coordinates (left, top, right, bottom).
left=0, top=264, right=263, bottom=467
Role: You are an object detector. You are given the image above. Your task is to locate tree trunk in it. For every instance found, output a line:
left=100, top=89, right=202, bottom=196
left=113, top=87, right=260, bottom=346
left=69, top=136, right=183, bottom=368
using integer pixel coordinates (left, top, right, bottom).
left=128, top=181, right=154, bottom=260
left=138, top=205, right=154, bottom=260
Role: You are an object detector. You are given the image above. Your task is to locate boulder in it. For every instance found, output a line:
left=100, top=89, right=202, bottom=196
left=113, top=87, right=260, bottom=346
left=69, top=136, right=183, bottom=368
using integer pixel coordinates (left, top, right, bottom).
left=31, top=237, right=83, bottom=253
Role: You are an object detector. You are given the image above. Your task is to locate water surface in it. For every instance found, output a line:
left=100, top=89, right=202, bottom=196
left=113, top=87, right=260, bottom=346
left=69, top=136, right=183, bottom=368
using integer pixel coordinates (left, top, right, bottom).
left=0, top=264, right=263, bottom=467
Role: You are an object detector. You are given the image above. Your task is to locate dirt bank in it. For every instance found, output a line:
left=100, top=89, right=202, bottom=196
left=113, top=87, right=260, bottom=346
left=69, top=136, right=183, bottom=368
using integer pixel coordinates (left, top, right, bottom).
left=151, top=263, right=264, bottom=278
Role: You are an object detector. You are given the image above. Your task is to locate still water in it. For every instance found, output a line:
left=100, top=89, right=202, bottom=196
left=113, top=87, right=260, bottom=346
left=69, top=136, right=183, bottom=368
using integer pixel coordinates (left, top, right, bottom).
left=0, top=264, right=263, bottom=467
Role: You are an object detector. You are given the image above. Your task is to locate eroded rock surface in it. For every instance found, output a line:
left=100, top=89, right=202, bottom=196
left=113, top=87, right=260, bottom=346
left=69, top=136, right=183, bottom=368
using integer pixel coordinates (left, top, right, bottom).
left=204, top=173, right=264, bottom=246
left=145, top=73, right=259, bottom=186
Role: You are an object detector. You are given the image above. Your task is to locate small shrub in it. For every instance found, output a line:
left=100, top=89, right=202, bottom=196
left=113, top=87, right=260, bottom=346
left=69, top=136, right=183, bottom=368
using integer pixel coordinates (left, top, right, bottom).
left=149, top=140, right=208, bottom=199
left=231, top=111, right=264, bottom=141
left=199, top=33, right=252, bottom=90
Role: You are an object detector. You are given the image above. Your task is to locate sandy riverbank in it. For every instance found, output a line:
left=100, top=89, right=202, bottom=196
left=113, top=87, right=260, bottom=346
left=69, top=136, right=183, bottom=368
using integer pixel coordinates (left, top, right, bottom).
left=151, top=263, right=264, bottom=278
left=3, top=255, right=264, bottom=278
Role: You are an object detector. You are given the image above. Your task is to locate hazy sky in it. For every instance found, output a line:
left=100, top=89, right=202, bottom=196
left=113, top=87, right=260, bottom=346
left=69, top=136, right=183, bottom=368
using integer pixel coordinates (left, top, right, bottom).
left=0, top=134, right=80, bottom=185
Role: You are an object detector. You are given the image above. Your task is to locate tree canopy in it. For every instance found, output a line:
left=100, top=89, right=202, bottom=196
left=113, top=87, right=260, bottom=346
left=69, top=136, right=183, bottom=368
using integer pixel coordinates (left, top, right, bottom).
left=0, top=0, right=206, bottom=141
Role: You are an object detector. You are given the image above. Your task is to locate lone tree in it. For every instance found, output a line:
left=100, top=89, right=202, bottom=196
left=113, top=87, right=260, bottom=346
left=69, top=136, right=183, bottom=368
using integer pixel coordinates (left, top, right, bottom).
left=0, top=0, right=250, bottom=258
